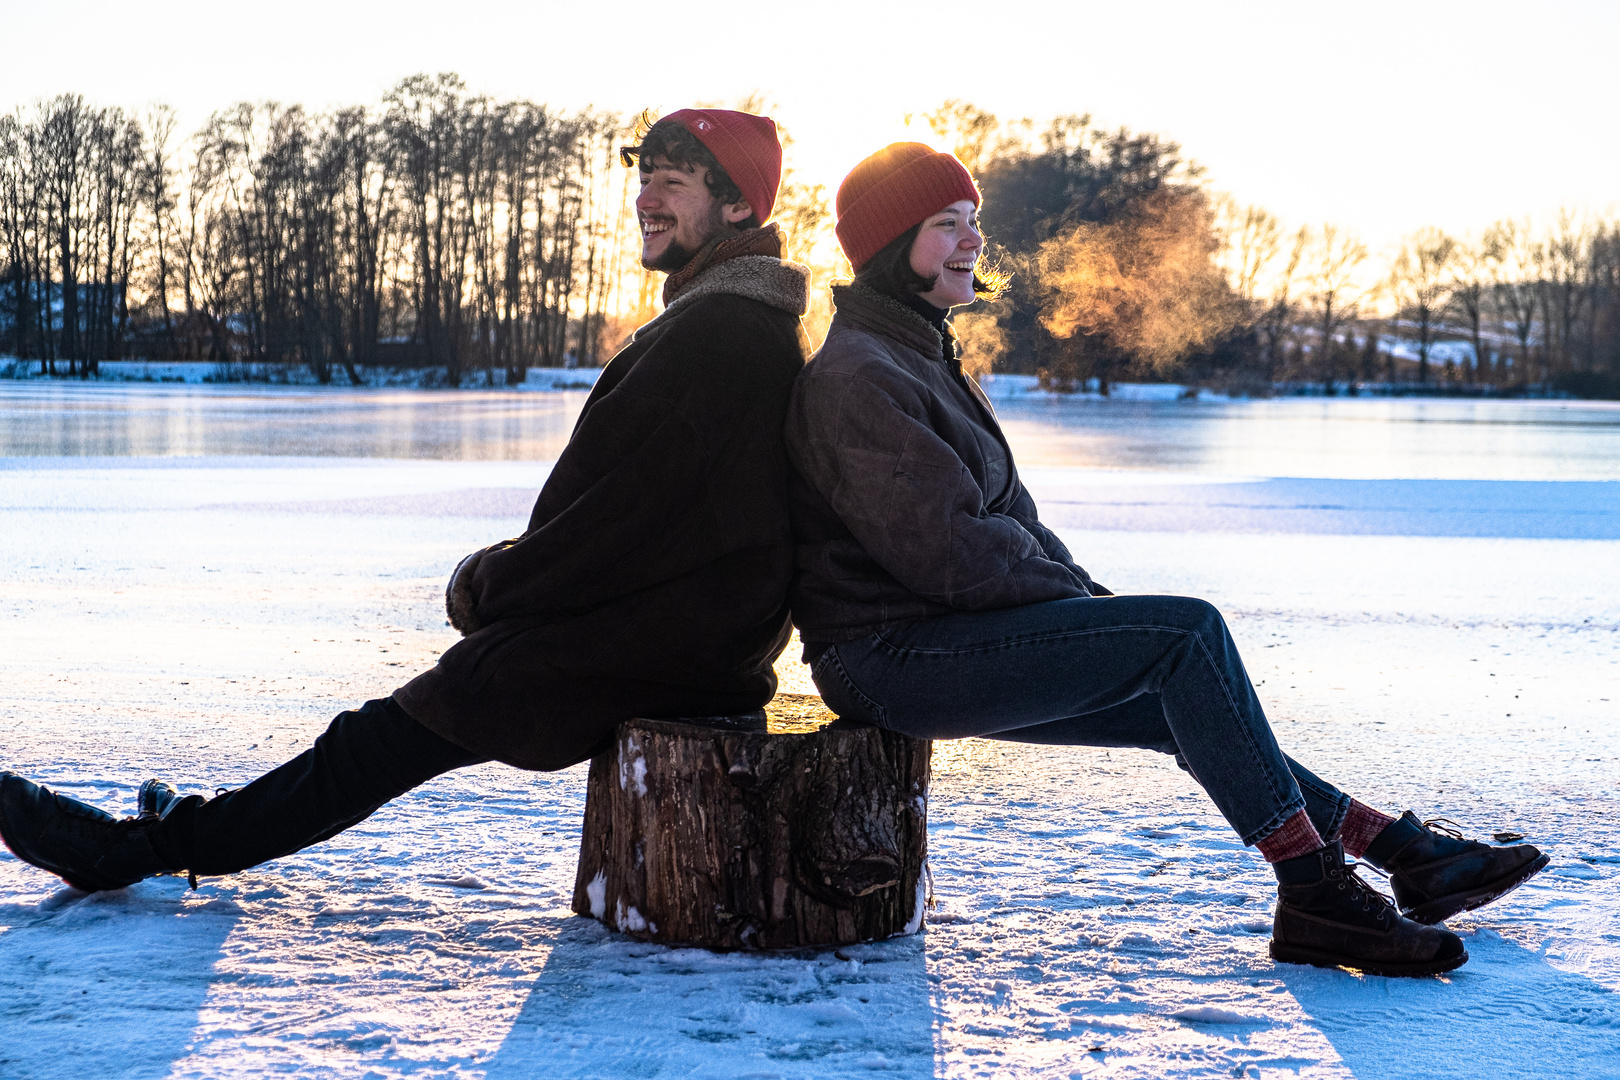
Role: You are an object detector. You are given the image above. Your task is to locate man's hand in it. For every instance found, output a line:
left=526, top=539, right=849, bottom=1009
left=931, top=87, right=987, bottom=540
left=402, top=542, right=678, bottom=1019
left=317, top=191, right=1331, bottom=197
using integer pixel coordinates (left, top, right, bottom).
left=446, top=548, right=486, bottom=636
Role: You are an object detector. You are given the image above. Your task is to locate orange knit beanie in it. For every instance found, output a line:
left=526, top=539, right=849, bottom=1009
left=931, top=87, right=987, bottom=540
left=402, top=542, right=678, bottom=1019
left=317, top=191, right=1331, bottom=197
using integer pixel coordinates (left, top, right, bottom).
left=661, top=108, right=782, bottom=225
left=834, top=143, right=980, bottom=270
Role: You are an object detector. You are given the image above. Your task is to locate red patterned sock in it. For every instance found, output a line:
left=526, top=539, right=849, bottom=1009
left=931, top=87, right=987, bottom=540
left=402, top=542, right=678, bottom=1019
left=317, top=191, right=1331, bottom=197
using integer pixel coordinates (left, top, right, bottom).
left=1255, top=809, right=1325, bottom=863
left=1338, top=799, right=1397, bottom=859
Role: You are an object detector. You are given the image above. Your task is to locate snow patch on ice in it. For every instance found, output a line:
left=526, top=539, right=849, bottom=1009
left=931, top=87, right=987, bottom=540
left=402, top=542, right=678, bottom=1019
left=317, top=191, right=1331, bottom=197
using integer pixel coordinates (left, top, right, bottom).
left=586, top=870, right=607, bottom=919
left=901, top=872, right=926, bottom=935
left=801, top=1001, right=863, bottom=1027
left=925, top=909, right=973, bottom=925
left=424, top=873, right=488, bottom=890
left=615, top=900, right=652, bottom=934
left=1170, top=1005, right=1269, bottom=1025
left=1553, top=861, right=1604, bottom=880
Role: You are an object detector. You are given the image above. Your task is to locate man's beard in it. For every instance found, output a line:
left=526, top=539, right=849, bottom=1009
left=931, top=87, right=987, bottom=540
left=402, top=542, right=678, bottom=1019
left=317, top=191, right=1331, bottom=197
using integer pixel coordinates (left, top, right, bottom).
left=645, top=234, right=705, bottom=273
left=643, top=201, right=729, bottom=273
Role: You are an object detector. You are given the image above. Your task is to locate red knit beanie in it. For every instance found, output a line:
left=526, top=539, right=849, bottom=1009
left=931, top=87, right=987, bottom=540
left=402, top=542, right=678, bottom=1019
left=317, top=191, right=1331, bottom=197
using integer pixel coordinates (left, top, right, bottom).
left=835, top=143, right=981, bottom=270
left=661, top=108, right=782, bottom=225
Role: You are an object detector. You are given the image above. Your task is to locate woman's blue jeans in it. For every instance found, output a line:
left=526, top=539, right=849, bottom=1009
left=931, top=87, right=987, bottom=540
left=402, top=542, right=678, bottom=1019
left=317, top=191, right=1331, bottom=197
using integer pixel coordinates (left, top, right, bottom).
left=810, top=595, right=1350, bottom=846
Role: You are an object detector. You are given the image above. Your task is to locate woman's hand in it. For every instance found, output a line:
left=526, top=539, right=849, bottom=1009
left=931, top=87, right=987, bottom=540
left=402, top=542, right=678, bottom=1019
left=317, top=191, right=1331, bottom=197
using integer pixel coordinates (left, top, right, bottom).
left=445, top=548, right=487, bottom=637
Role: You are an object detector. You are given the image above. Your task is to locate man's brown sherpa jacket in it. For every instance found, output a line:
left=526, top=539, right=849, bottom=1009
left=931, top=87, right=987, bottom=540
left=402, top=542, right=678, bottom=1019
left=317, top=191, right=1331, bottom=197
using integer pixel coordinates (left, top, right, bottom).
left=395, top=228, right=810, bottom=770
left=783, top=281, right=1103, bottom=650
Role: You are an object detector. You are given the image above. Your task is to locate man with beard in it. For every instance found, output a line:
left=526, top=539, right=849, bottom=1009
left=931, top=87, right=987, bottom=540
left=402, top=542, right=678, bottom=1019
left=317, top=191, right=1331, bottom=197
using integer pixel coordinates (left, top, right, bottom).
left=1, top=108, right=812, bottom=894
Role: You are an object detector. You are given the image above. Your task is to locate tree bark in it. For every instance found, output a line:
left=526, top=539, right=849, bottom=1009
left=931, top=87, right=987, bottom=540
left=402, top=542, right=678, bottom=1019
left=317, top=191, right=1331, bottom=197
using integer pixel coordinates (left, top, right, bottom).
left=572, top=694, right=932, bottom=950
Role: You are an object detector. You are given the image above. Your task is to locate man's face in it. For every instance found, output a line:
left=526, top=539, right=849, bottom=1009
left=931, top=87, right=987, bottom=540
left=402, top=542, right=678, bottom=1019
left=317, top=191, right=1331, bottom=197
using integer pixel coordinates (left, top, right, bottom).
left=636, top=159, right=746, bottom=272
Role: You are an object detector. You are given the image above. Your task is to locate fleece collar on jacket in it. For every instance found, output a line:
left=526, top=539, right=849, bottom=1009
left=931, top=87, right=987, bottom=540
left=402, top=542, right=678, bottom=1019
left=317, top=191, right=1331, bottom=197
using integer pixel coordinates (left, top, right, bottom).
left=830, top=281, right=959, bottom=365
left=631, top=224, right=809, bottom=347
left=663, top=223, right=783, bottom=302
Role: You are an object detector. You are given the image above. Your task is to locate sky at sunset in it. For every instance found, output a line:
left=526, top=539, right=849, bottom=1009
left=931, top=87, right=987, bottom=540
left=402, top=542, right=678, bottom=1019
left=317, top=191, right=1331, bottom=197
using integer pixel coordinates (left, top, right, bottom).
left=4, top=0, right=1616, bottom=258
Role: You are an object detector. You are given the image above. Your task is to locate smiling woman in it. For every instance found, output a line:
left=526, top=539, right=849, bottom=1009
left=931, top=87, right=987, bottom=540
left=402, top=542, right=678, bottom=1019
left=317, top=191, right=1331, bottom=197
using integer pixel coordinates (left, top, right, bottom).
left=777, top=140, right=1551, bottom=980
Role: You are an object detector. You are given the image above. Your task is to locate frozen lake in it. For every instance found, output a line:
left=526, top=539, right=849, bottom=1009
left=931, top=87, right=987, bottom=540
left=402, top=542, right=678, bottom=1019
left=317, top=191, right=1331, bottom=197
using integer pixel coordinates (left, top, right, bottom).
left=5, top=383, right=1620, bottom=479
left=1, top=384, right=1617, bottom=1079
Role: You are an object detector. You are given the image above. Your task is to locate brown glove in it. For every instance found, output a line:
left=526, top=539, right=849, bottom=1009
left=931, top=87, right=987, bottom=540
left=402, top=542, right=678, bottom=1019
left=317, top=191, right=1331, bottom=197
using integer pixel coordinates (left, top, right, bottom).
left=445, top=548, right=486, bottom=636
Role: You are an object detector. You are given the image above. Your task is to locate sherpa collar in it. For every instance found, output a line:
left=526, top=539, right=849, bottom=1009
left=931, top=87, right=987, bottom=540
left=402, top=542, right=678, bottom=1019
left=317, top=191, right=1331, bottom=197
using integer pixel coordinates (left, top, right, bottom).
left=634, top=225, right=809, bottom=342
left=830, top=280, right=958, bottom=363
left=663, top=223, right=785, bottom=304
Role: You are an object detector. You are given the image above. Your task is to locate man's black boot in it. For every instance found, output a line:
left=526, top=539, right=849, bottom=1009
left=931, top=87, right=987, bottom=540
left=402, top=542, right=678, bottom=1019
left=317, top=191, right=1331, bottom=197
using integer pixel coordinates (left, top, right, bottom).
left=1271, top=839, right=1468, bottom=977
left=0, top=772, right=174, bottom=892
left=137, top=778, right=186, bottom=820
left=1364, top=810, right=1549, bottom=925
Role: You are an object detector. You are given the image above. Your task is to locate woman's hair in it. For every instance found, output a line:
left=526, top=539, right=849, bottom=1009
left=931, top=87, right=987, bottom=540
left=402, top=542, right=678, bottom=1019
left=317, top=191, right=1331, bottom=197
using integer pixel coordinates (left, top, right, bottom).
left=619, top=112, right=761, bottom=229
left=853, top=222, right=1009, bottom=303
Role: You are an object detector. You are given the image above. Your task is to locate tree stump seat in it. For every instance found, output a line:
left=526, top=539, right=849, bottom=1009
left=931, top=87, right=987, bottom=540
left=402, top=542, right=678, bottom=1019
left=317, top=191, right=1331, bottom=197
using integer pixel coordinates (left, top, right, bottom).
left=571, top=693, right=932, bottom=950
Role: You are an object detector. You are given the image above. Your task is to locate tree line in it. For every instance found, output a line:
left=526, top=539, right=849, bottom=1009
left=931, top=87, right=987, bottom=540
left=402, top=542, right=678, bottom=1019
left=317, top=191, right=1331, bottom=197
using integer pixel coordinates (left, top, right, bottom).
left=3, top=86, right=1617, bottom=396
left=1, top=75, right=646, bottom=384
left=917, top=101, right=1620, bottom=397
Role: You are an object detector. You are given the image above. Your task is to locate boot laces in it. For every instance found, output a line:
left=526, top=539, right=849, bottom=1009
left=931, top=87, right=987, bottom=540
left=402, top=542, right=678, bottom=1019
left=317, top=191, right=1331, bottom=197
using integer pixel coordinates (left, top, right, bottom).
left=1328, top=860, right=1396, bottom=924
left=1421, top=817, right=1468, bottom=841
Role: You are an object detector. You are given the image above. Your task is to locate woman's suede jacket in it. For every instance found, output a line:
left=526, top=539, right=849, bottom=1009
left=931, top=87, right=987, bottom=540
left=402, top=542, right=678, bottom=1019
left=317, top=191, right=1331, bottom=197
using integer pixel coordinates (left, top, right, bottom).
left=784, top=282, right=1104, bottom=649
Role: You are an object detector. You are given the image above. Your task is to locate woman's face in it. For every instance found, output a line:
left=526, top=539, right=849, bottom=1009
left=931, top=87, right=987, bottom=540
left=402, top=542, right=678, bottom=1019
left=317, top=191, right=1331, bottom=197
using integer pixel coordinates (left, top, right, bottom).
left=909, top=199, right=983, bottom=310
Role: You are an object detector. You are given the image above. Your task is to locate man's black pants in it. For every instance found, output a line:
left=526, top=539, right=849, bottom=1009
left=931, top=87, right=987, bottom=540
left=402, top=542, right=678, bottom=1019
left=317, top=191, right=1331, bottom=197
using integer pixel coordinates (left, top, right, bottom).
left=148, top=698, right=487, bottom=876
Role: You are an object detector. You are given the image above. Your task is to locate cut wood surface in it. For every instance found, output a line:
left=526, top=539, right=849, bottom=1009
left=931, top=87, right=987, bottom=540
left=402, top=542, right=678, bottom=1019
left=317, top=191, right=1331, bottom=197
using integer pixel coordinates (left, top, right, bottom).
left=572, top=693, right=932, bottom=950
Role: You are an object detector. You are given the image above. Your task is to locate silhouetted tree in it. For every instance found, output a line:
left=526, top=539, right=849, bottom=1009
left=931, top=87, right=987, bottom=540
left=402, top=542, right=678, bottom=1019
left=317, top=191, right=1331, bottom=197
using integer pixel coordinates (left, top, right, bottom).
left=1389, top=227, right=1455, bottom=384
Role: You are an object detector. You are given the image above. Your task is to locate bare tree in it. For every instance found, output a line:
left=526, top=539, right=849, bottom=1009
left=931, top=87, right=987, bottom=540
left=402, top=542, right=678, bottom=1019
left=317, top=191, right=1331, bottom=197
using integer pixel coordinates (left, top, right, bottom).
left=1484, top=218, right=1540, bottom=383
left=0, top=80, right=716, bottom=384
left=1215, top=199, right=1281, bottom=306
left=143, top=105, right=180, bottom=358
left=1537, top=210, right=1592, bottom=376
left=1252, top=226, right=1308, bottom=379
left=1388, top=227, right=1456, bottom=383
left=1589, top=222, right=1620, bottom=377
left=916, top=100, right=1030, bottom=177
left=1303, top=225, right=1369, bottom=391
left=1447, top=236, right=1497, bottom=383
left=0, top=110, right=50, bottom=364
left=39, top=95, right=95, bottom=372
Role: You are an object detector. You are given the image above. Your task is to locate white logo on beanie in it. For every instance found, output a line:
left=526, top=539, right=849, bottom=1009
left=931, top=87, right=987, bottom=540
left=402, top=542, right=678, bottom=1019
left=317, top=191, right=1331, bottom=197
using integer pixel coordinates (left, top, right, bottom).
left=697, top=120, right=711, bottom=131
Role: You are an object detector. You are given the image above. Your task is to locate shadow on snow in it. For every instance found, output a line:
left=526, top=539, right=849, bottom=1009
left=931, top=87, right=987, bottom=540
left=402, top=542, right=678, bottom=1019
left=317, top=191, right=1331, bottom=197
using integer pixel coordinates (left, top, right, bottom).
left=1278, top=928, right=1620, bottom=1080
left=0, top=878, right=240, bottom=1080
left=483, top=915, right=935, bottom=1080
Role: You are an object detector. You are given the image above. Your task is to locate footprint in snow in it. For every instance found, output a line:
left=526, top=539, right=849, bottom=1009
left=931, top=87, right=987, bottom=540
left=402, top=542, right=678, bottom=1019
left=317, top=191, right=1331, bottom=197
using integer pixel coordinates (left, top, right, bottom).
left=424, top=874, right=489, bottom=890
left=1170, top=1006, right=1269, bottom=1025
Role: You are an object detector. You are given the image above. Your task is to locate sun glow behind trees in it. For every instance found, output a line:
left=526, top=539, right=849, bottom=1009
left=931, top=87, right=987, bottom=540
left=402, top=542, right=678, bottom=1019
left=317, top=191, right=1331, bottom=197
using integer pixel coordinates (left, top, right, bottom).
left=2, top=83, right=1617, bottom=394
left=4, top=2, right=1616, bottom=248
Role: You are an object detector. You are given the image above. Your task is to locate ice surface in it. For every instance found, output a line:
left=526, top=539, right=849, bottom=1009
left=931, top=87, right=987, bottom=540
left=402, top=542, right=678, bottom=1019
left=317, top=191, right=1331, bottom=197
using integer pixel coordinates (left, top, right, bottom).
left=1, top=390, right=1617, bottom=1078
left=994, top=395, right=1620, bottom=480
left=0, top=383, right=593, bottom=460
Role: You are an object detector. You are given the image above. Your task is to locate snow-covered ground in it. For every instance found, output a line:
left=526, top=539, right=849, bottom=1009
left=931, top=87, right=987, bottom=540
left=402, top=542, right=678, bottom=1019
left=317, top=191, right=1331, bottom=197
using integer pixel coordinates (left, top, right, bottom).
left=1, top=393, right=1617, bottom=1079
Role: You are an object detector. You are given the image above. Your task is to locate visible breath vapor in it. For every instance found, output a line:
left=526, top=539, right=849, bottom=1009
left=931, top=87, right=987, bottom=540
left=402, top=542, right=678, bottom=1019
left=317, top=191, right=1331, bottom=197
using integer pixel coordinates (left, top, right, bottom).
left=1034, top=188, right=1236, bottom=373
left=953, top=310, right=1007, bottom=378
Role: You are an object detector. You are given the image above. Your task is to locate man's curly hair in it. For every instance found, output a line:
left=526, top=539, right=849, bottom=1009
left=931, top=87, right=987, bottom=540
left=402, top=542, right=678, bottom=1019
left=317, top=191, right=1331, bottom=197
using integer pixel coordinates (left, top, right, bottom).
left=619, top=111, right=759, bottom=228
